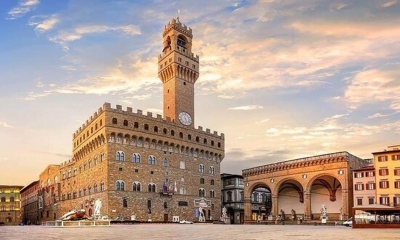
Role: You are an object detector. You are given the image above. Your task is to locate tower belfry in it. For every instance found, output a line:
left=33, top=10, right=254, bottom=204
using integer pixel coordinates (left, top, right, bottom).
left=158, top=18, right=199, bottom=127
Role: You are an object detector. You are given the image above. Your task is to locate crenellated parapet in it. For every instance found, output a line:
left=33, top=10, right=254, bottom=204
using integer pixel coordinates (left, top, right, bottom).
left=163, top=18, right=192, bottom=38
left=73, top=102, right=224, bottom=139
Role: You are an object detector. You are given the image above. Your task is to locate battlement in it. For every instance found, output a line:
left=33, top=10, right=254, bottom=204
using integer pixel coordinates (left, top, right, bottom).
left=73, top=103, right=224, bottom=139
left=163, top=18, right=193, bottom=38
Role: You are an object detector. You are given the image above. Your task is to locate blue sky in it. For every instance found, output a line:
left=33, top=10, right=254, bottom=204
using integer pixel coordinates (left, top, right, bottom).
left=1, top=0, right=400, bottom=186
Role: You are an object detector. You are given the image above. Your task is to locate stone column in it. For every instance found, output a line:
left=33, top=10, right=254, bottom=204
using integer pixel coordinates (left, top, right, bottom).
left=304, top=192, right=311, bottom=220
left=244, top=197, right=252, bottom=223
left=341, top=188, right=349, bottom=220
left=272, top=195, right=279, bottom=218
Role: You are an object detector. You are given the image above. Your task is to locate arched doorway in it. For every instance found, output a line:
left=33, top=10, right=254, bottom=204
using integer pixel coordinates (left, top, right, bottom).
left=277, top=179, right=304, bottom=221
left=309, top=175, right=342, bottom=220
left=250, top=185, right=272, bottom=221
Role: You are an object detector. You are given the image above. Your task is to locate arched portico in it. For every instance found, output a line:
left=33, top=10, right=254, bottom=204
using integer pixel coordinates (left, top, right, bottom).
left=243, top=152, right=367, bottom=224
left=244, top=182, right=272, bottom=222
left=275, top=179, right=304, bottom=220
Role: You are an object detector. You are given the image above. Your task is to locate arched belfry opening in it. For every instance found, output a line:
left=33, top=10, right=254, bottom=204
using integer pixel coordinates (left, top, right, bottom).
left=308, top=175, right=343, bottom=220
left=177, top=35, right=187, bottom=48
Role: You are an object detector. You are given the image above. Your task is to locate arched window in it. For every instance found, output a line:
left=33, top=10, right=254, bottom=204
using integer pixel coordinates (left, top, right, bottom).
left=188, top=134, right=191, bottom=140
left=209, top=166, right=215, bottom=175
left=204, top=138, right=207, bottom=144
left=200, top=178, right=205, bottom=184
left=112, top=118, right=117, bottom=124
left=162, top=158, right=168, bottom=167
left=133, top=182, right=141, bottom=191
left=199, top=164, right=205, bottom=173
left=123, top=198, right=128, bottom=208
left=100, top=182, right=105, bottom=191
left=10, top=197, right=14, bottom=202
left=116, top=151, right=125, bottom=161
left=148, top=155, right=156, bottom=165
left=196, top=136, right=199, bottom=142
left=123, top=120, right=128, bottom=126
left=199, top=188, right=205, bottom=197
left=148, top=183, right=156, bottom=192
left=154, top=126, right=158, bottom=132
left=134, top=122, right=139, bottom=128
left=116, top=180, right=125, bottom=191
left=210, top=190, right=215, bottom=198
left=144, top=124, right=149, bottom=130
left=177, top=36, right=186, bottom=48
left=227, top=191, right=233, bottom=202
left=211, top=140, right=214, bottom=146
left=171, top=130, right=175, bottom=136
left=1, top=197, right=5, bottom=202
left=132, top=153, right=141, bottom=163
left=163, top=128, right=167, bottom=134
left=210, top=179, right=215, bottom=185
left=179, top=132, right=183, bottom=138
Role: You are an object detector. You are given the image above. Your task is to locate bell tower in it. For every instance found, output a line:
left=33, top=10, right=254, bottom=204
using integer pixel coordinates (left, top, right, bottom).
left=158, top=18, right=199, bottom=127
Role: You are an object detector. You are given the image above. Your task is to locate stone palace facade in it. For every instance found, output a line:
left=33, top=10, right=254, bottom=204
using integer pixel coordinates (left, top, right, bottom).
left=22, top=18, right=225, bottom=224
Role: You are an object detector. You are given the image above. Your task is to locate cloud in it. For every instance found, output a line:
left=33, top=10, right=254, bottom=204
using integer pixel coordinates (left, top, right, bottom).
left=0, top=122, right=13, bottom=128
left=49, top=24, right=141, bottom=50
left=28, top=15, right=59, bottom=32
left=382, top=0, right=397, bottom=7
left=7, top=0, right=40, bottom=19
left=23, top=56, right=159, bottom=100
left=340, top=69, right=400, bottom=111
left=368, top=113, right=392, bottom=119
left=228, top=105, right=263, bottom=110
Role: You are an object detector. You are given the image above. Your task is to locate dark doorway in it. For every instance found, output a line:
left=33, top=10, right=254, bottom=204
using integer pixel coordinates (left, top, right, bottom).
left=164, top=214, right=168, bottom=222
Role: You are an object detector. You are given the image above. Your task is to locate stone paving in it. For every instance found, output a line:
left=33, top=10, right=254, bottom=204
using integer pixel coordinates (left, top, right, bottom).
left=1, top=224, right=399, bottom=240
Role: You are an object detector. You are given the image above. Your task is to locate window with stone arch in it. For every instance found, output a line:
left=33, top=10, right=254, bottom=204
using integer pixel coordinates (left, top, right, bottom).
left=123, top=198, right=128, bottom=208
left=209, top=166, right=215, bottom=175
left=210, top=190, right=215, bottom=198
left=162, top=158, right=168, bottom=167
left=116, top=180, right=125, bottom=191
left=144, top=124, right=149, bottom=130
left=133, top=182, right=141, bottom=191
left=200, top=178, right=205, bottom=184
left=210, top=179, right=215, bottom=185
left=148, top=155, right=156, bottom=165
left=148, top=183, right=156, bottom=192
left=132, top=153, right=141, bottom=163
left=10, top=197, right=14, bottom=202
left=112, top=118, right=117, bottom=124
left=123, top=120, right=128, bottom=126
left=116, top=151, right=125, bottom=161
left=100, top=182, right=105, bottom=191
left=199, top=164, right=205, bottom=173
left=199, top=188, right=205, bottom=197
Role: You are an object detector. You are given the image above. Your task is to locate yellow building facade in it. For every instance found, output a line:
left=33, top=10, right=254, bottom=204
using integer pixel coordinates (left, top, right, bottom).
left=0, top=185, right=23, bottom=225
left=372, top=145, right=400, bottom=206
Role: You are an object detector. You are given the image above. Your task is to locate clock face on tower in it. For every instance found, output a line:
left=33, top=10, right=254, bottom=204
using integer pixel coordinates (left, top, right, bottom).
left=178, top=112, right=192, bottom=126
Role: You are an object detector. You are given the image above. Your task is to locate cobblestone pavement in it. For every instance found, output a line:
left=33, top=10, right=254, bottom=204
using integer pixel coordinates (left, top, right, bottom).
left=1, top=224, right=399, bottom=240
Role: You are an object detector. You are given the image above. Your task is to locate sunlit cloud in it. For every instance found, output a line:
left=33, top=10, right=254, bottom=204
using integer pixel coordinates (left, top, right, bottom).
left=340, top=69, right=400, bottom=111
left=368, top=113, right=391, bottom=119
left=7, top=0, right=40, bottom=19
left=0, top=122, right=13, bottom=128
left=28, top=15, right=59, bottom=32
left=255, top=119, right=270, bottom=124
left=49, top=24, right=141, bottom=50
left=228, top=105, right=263, bottom=110
left=381, top=0, right=397, bottom=7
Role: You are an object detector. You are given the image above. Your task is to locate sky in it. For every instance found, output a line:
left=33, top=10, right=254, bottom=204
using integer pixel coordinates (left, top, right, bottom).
left=1, top=0, right=400, bottom=186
